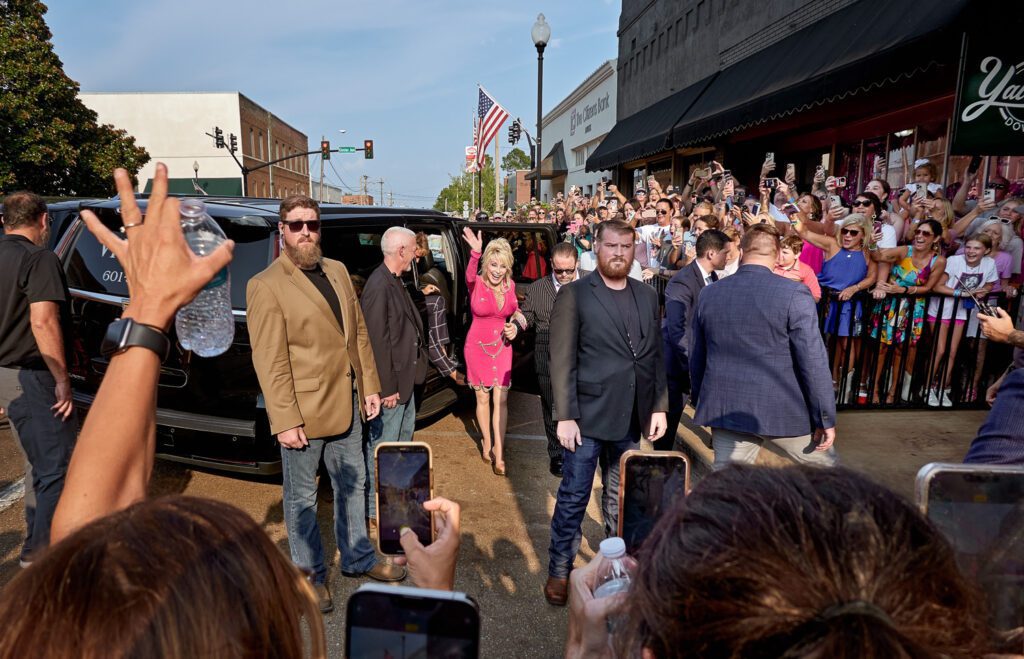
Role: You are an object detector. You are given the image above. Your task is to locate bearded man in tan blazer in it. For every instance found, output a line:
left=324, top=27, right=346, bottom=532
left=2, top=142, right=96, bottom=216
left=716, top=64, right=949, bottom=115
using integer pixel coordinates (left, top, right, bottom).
left=247, top=195, right=404, bottom=614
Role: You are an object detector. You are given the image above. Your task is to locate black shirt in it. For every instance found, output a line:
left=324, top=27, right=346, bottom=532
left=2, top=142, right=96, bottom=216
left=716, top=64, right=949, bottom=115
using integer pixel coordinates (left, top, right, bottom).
left=302, top=264, right=344, bottom=333
left=0, top=234, right=70, bottom=369
left=608, top=284, right=641, bottom=355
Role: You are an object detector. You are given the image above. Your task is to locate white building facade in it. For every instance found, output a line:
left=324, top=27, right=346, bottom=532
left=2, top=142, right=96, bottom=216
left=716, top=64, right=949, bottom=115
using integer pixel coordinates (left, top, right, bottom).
left=537, top=60, right=617, bottom=202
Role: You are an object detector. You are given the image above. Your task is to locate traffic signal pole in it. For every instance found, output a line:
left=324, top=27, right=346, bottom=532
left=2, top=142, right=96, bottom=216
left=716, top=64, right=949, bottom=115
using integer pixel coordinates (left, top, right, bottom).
left=319, top=134, right=325, bottom=202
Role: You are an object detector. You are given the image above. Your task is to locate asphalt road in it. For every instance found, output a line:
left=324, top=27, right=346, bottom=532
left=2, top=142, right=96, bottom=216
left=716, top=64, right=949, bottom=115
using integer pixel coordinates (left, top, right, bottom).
left=0, top=392, right=599, bottom=658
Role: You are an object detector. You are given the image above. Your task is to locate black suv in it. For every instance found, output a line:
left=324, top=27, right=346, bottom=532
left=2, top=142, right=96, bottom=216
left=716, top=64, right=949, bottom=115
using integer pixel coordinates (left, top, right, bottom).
left=53, top=197, right=557, bottom=475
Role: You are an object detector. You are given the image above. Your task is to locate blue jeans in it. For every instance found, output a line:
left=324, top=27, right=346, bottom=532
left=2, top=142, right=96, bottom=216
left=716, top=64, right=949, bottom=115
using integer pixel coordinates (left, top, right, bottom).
left=281, top=392, right=376, bottom=583
left=365, top=392, right=416, bottom=520
left=548, top=431, right=639, bottom=578
left=1, top=368, right=77, bottom=559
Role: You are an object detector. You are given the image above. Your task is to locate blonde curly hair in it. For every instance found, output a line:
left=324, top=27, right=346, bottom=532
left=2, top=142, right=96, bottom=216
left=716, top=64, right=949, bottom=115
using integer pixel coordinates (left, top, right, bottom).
left=479, top=238, right=514, bottom=285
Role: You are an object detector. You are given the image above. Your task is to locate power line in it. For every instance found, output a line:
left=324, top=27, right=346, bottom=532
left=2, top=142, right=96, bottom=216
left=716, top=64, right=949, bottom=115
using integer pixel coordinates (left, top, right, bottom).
left=327, top=160, right=358, bottom=193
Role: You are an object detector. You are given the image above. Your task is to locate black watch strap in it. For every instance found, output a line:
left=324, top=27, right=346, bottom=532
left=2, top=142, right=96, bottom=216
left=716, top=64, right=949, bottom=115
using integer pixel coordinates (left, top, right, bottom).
left=101, top=318, right=171, bottom=362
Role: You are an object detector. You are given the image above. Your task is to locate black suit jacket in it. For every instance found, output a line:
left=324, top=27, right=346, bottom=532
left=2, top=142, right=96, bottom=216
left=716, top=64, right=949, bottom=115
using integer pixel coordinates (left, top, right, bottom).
left=549, top=272, right=668, bottom=441
left=661, top=260, right=713, bottom=382
left=360, top=263, right=427, bottom=402
left=522, top=275, right=558, bottom=377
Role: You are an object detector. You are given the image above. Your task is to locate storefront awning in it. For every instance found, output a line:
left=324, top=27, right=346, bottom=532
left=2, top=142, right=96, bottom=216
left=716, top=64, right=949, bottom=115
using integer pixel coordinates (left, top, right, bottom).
left=524, top=140, right=568, bottom=180
left=586, top=0, right=970, bottom=172
left=144, top=177, right=244, bottom=196
left=585, top=76, right=715, bottom=172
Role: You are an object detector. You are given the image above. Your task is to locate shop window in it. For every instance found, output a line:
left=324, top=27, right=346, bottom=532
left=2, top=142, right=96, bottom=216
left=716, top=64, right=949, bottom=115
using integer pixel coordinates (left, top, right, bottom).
left=884, top=129, right=916, bottom=195
left=834, top=141, right=861, bottom=204
left=989, top=155, right=1024, bottom=198
left=916, top=120, right=948, bottom=185
left=860, top=136, right=888, bottom=201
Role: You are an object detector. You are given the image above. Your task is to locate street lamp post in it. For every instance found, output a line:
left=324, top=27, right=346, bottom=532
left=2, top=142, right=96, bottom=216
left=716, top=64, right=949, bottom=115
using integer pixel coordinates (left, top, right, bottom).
left=532, top=14, right=550, bottom=203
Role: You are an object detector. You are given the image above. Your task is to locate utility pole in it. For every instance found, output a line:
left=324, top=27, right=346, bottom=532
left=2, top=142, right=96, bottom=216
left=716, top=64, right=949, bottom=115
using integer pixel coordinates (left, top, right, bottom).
left=360, top=175, right=369, bottom=205
left=388, top=191, right=394, bottom=207
left=318, top=134, right=325, bottom=202
left=494, top=136, right=501, bottom=212
left=378, top=179, right=384, bottom=207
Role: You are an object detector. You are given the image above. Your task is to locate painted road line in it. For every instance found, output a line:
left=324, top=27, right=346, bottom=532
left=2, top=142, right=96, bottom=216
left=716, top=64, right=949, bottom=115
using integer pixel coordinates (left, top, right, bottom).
left=0, top=477, right=25, bottom=514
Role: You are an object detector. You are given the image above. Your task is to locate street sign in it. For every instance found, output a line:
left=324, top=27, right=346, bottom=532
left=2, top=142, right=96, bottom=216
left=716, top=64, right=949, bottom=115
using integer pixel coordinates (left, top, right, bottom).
left=337, top=147, right=356, bottom=153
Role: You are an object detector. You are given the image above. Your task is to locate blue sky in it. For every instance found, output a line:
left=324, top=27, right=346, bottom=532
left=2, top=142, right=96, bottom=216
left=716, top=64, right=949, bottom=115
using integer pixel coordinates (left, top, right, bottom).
left=46, top=1, right=620, bottom=207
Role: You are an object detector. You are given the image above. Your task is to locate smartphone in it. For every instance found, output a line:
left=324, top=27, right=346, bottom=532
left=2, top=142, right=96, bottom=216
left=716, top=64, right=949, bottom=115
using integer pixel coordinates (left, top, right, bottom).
left=693, top=167, right=710, bottom=179
left=954, top=273, right=998, bottom=316
left=375, top=442, right=433, bottom=555
left=765, top=152, right=775, bottom=163
left=722, top=169, right=732, bottom=180
left=968, top=155, right=984, bottom=174
left=786, top=163, right=795, bottom=179
left=984, top=187, right=997, bottom=203
left=751, top=202, right=761, bottom=215
left=735, top=190, right=747, bottom=205
left=617, top=450, right=690, bottom=554
left=829, top=194, right=844, bottom=210
left=815, top=164, right=825, bottom=177
left=873, top=219, right=883, bottom=234
left=641, top=209, right=657, bottom=219
left=835, top=176, right=847, bottom=188
left=915, top=184, right=928, bottom=201
left=346, top=584, right=481, bottom=658
left=916, top=463, right=1024, bottom=636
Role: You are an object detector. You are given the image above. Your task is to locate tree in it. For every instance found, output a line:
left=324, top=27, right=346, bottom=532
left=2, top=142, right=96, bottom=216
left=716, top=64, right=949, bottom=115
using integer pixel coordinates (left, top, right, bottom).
left=501, top=147, right=531, bottom=174
left=434, top=155, right=502, bottom=215
left=0, top=1, right=149, bottom=195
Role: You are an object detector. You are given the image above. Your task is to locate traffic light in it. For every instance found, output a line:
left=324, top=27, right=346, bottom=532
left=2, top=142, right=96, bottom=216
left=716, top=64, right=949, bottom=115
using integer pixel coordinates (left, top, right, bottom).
left=229, top=133, right=238, bottom=153
left=364, top=140, right=374, bottom=159
left=508, top=119, right=521, bottom=145
left=321, top=140, right=330, bottom=160
left=214, top=127, right=224, bottom=149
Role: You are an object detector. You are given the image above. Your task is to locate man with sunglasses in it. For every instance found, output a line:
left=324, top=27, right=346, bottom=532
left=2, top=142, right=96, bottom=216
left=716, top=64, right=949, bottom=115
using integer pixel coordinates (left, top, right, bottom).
left=636, top=198, right=674, bottom=268
left=0, top=191, right=76, bottom=569
left=521, top=242, right=579, bottom=477
left=954, top=168, right=1012, bottom=217
left=247, top=195, right=398, bottom=614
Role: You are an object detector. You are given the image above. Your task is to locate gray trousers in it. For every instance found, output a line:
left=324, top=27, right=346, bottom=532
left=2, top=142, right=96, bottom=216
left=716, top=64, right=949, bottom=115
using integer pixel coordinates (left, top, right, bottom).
left=0, top=367, right=77, bottom=559
left=712, top=427, right=839, bottom=469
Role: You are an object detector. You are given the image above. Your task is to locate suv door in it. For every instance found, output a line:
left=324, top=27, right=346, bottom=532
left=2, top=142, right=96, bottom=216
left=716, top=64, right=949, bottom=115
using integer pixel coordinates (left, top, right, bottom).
left=457, top=221, right=560, bottom=394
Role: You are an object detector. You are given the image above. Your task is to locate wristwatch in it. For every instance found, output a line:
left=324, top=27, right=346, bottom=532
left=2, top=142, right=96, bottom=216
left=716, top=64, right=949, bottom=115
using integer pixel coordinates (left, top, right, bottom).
left=101, top=318, right=171, bottom=362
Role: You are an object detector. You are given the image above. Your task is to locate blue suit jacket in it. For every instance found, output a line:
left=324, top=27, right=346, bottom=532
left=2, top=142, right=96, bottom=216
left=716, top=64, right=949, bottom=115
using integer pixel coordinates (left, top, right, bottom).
left=661, top=260, right=712, bottom=385
left=689, top=263, right=835, bottom=436
left=965, top=367, right=1024, bottom=465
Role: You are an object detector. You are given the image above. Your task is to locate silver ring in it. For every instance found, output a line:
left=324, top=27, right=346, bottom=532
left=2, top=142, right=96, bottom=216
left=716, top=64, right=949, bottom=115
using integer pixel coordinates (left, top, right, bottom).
left=119, top=222, right=144, bottom=233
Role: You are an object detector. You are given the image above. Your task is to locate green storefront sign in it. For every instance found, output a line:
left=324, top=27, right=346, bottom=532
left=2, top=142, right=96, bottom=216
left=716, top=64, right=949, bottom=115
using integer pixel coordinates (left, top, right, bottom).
left=951, top=35, right=1024, bottom=155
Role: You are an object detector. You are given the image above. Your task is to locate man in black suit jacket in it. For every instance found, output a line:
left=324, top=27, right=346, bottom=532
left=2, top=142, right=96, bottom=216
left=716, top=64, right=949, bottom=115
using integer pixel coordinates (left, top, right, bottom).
left=660, top=229, right=729, bottom=451
left=689, top=225, right=837, bottom=468
left=544, top=220, right=668, bottom=606
left=360, top=227, right=428, bottom=519
left=521, top=242, right=579, bottom=477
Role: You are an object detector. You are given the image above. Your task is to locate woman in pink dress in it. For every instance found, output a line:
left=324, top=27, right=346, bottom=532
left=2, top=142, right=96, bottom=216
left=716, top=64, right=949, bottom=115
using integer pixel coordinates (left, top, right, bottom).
left=461, top=228, right=521, bottom=476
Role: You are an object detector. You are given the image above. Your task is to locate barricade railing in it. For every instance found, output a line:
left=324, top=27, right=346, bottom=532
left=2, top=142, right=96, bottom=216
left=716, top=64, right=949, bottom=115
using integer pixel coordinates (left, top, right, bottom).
left=651, top=273, right=1021, bottom=411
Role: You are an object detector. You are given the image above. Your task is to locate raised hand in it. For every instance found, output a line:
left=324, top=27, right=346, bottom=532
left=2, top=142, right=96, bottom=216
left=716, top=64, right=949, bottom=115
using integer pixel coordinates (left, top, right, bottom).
left=461, top=226, right=483, bottom=253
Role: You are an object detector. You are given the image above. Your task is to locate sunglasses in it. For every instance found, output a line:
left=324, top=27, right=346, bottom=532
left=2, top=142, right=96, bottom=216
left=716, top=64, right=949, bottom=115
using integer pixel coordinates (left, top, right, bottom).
left=914, top=229, right=935, bottom=237
left=283, top=219, right=321, bottom=233
left=988, top=183, right=1008, bottom=190
left=852, top=200, right=871, bottom=207
left=553, top=268, right=575, bottom=275
left=656, top=209, right=670, bottom=215
left=840, top=228, right=862, bottom=236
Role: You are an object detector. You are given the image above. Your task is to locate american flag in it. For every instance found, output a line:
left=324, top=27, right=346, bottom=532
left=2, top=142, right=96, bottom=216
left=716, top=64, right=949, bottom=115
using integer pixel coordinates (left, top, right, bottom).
left=475, top=86, right=509, bottom=171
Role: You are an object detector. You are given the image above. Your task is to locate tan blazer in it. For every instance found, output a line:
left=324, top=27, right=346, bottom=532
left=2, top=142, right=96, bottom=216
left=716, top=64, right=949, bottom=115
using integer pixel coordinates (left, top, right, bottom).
left=246, top=255, right=381, bottom=439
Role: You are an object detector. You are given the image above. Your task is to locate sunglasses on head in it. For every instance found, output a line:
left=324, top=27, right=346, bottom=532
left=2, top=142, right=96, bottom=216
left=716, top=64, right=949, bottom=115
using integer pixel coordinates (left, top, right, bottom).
left=840, top=228, right=862, bottom=236
left=553, top=268, right=575, bottom=275
left=284, top=219, right=321, bottom=232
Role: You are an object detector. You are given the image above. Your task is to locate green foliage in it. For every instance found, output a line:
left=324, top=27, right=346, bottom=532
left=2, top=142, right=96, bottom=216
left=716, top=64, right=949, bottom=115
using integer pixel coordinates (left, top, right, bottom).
left=501, top=147, right=531, bottom=174
left=0, top=1, right=149, bottom=195
left=433, top=155, right=503, bottom=215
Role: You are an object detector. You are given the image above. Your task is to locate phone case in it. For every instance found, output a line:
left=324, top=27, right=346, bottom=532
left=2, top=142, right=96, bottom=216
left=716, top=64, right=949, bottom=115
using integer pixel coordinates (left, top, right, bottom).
left=616, top=449, right=690, bottom=538
left=374, top=441, right=434, bottom=555
left=916, top=462, right=1024, bottom=514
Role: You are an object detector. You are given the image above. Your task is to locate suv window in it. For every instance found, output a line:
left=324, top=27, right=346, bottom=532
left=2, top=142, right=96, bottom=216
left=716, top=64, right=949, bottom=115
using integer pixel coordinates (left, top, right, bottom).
left=65, top=210, right=275, bottom=309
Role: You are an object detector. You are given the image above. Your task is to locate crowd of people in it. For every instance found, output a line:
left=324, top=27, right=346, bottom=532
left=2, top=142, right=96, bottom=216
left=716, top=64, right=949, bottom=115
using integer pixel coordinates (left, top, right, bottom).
left=0, top=159, right=1021, bottom=657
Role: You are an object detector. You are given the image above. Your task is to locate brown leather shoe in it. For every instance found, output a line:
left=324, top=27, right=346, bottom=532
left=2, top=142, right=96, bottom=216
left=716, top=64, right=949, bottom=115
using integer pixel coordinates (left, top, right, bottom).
left=544, top=576, right=569, bottom=606
left=343, top=560, right=407, bottom=583
left=313, top=582, right=333, bottom=613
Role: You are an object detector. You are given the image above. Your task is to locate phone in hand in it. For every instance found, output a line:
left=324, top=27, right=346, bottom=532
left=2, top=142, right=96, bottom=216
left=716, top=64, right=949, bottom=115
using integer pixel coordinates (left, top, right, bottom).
left=693, top=167, right=710, bottom=179
left=722, top=169, right=732, bottom=180
left=735, top=190, right=747, bottom=205
left=375, top=442, right=433, bottom=555
left=618, top=450, right=690, bottom=554
left=765, top=152, right=775, bottom=163
left=751, top=202, right=761, bottom=215
left=346, top=584, right=481, bottom=658
left=984, top=187, right=997, bottom=204
left=815, top=164, right=825, bottom=177
left=786, top=163, right=795, bottom=179
left=873, top=219, right=883, bottom=234
left=764, top=177, right=780, bottom=190
left=968, top=155, right=984, bottom=175
left=916, top=463, right=1024, bottom=636
left=829, top=194, right=844, bottom=210
left=835, top=176, right=847, bottom=188
left=915, top=184, right=928, bottom=201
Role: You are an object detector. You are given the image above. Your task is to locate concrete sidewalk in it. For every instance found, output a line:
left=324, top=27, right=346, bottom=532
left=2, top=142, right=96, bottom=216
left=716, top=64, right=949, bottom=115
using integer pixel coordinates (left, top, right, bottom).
left=674, top=406, right=989, bottom=500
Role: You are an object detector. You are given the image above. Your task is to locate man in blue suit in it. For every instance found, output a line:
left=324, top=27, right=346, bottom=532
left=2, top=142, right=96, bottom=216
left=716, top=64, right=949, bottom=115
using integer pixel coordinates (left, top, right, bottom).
left=689, top=224, right=837, bottom=467
left=659, top=229, right=729, bottom=451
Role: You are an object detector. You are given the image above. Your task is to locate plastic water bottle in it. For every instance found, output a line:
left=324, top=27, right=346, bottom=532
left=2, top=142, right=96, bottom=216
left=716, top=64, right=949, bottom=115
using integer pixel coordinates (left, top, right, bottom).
left=593, top=537, right=638, bottom=599
left=175, top=199, right=234, bottom=357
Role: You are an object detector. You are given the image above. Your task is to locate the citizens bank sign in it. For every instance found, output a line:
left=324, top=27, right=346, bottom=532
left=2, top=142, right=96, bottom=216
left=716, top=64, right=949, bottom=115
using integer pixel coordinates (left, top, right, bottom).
left=952, top=37, right=1024, bottom=155
left=569, top=92, right=611, bottom=137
